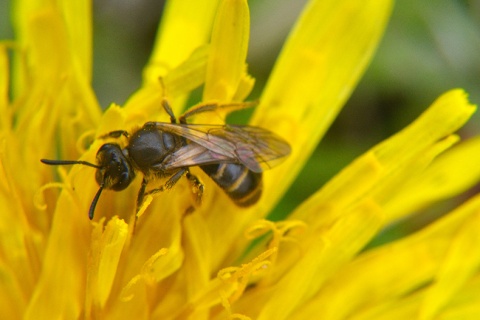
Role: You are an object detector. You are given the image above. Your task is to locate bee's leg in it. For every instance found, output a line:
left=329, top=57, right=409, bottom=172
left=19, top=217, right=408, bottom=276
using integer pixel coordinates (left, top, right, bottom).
left=98, top=130, right=129, bottom=139
left=179, top=101, right=258, bottom=124
left=144, top=168, right=186, bottom=198
left=162, top=98, right=177, bottom=124
left=158, top=77, right=177, bottom=124
left=136, top=177, right=149, bottom=211
left=165, top=168, right=188, bottom=189
left=185, top=170, right=204, bottom=205
left=131, top=177, right=149, bottom=230
left=144, top=169, right=203, bottom=205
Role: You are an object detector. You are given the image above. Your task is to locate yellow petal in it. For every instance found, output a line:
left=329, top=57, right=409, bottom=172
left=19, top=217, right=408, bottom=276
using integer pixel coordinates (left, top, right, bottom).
left=292, top=194, right=480, bottom=319
left=385, top=135, right=480, bottom=220
left=437, top=274, right=480, bottom=319
left=143, top=0, right=220, bottom=84
left=292, top=89, right=475, bottom=226
left=125, top=46, right=210, bottom=117
left=256, top=200, right=383, bottom=320
left=419, top=211, right=480, bottom=319
left=58, top=0, right=93, bottom=80
left=87, top=217, right=128, bottom=310
left=374, top=134, right=459, bottom=222
left=203, top=0, right=250, bottom=102
left=253, top=0, right=394, bottom=209
left=12, top=1, right=90, bottom=64
left=199, top=0, right=393, bottom=276
left=25, top=187, right=91, bottom=319
left=290, top=151, right=383, bottom=227
left=182, top=213, right=212, bottom=298
left=0, top=45, right=8, bottom=117
left=350, top=274, right=480, bottom=320
left=11, top=5, right=100, bottom=174
left=371, top=90, right=474, bottom=172
left=12, top=3, right=99, bottom=119
left=0, top=260, right=24, bottom=319
left=353, top=275, right=480, bottom=320
left=95, top=103, right=127, bottom=136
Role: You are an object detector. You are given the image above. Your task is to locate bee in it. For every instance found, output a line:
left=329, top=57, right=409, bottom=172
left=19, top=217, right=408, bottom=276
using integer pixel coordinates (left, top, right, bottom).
left=41, top=100, right=291, bottom=220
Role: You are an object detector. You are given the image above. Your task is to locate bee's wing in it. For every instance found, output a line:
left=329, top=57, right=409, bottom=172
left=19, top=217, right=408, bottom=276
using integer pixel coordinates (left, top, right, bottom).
left=162, top=143, right=232, bottom=170
left=151, top=123, right=291, bottom=173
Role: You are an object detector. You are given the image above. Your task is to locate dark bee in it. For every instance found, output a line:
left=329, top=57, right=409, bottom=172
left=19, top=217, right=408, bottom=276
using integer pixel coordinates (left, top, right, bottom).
left=41, top=100, right=291, bottom=220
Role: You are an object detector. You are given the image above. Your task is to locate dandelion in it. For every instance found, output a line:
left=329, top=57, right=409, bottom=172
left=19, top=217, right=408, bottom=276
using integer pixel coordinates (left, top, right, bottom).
left=1, top=0, right=480, bottom=319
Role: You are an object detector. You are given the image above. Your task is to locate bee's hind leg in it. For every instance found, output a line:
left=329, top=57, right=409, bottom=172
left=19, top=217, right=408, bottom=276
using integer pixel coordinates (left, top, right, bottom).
left=185, top=171, right=204, bottom=206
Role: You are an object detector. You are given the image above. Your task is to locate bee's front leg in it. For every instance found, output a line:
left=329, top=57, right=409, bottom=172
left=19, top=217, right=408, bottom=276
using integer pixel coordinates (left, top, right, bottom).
left=98, top=130, right=129, bottom=140
left=136, top=177, right=149, bottom=211
left=179, top=101, right=258, bottom=124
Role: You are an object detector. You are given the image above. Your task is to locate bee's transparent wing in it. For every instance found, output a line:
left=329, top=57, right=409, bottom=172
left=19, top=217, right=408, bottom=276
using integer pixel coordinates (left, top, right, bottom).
left=160, top=143, right=231, bottom=170
left=151, top=123, right=291, bottom=173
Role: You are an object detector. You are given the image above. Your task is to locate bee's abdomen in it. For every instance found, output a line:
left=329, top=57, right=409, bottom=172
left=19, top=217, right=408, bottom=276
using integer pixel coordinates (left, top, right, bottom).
left=200, top=163, right=262, bottom=206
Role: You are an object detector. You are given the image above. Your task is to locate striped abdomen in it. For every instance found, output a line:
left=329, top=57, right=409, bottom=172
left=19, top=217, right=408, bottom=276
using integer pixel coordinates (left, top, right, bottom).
left=200, top=163, right=262, bottom=206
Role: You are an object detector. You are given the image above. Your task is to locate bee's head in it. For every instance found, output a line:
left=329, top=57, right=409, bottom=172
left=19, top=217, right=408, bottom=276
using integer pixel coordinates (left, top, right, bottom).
left=40, top=143, right=135, bottom=220
left=95, top=143, right=135, bottom=191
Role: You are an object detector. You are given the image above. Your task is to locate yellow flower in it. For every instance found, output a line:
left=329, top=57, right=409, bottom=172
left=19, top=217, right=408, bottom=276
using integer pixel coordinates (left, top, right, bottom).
left=2, top=0, right=480, bottom=319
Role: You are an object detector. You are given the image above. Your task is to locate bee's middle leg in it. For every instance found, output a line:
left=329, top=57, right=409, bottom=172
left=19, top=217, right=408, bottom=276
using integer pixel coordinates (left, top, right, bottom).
left=143, top=168, right=204, bottom=205
left=143, top=169, right=187, bottom=199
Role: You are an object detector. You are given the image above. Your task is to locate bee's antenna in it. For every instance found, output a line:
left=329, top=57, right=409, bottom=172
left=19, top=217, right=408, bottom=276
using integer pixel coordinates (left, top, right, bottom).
left=41, top=158, right=104, bottom=219
left=40, top=159, right=101, bottom=169
left=89, top=185, right=104, bottom=220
